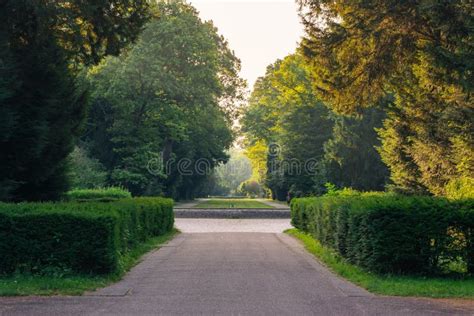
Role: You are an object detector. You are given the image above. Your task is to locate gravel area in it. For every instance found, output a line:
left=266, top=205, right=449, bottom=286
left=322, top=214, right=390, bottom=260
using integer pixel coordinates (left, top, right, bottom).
left=173, top=208, right=290, bottom=219
left=175, top=218, right=293, bottom=233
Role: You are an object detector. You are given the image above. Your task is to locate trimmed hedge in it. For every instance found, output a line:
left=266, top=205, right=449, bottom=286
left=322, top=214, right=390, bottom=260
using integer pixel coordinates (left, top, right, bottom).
left=65, top=187, right=132, bottom=202
left=291, top=194, right=473, bottom=275
left=0, top=197, right=174, bottom=275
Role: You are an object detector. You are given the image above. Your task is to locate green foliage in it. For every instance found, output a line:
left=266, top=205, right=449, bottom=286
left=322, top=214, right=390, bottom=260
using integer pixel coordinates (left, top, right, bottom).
left=446, top=177, right=474, bottom=200
left=291, top=194, right=474, bottom=275
left=323, top=183, right=360, bottom=197
left=84, top=1, right=244, bottom=199
left=321, top=106, right=390, bottom=192
left=298, top=0, right=473, bottom=196
left=0, top=31, right=85, bottom=201
left=65, top=187, right=132, bottom=202
left=0, top=230, right=177, bottom=296
left=209, top=149, right=252, bottom=196
left=239, top=180, right=265, bottom=198
left=242, top=54, right=390, bottom=199
left=0, top=0, right=150, bottom=201
left=0, top=198, right=174, bottom=275
left=69, top=146, right=107, bottom=189
left=376, top=90, right=473, bottom=196
left=242, top=54, right=333, bottom=199
left=195, top=199, right=271, bottom=209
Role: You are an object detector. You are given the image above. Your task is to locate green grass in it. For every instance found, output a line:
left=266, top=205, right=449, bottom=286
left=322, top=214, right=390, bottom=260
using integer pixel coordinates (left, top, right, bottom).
left=195, top=199, right=273, bottom=209
left=263, top=199, right=288, bottom=205
left=0, top=229, right=179, bottom=296
left=286, top=229, right=474, bottom=298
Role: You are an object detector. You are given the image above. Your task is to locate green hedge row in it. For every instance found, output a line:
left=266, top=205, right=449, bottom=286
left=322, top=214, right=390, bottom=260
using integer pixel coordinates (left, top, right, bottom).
left=291, top=194, right=473, bottom=275
left=0, top=197, right=174, bottom=275
left=64, top=187, right=132, bottom=202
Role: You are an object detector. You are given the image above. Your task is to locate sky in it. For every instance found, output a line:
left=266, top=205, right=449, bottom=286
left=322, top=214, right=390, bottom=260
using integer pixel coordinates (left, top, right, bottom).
left=189, top=0, right=305, bottom=89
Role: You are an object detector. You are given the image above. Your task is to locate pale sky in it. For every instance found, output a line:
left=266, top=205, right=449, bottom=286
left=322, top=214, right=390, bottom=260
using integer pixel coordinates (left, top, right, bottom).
left=189, top=0, right=305, bottom=89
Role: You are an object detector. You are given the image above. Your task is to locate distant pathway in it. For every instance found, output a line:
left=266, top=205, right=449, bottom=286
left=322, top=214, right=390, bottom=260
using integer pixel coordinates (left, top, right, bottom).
left=0, top=218, right=472, bottom=315
left=175, top=218, right=292, bottom=233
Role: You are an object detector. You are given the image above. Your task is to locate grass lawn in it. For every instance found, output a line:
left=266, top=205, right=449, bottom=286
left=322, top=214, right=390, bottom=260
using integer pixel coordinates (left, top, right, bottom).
left=0, top=229, right=179, bottom=296
left=263, top=199, right=288, bottom=206
left=286, top=229, right=474, bottom=298
left=195, top=199, right=273, bottom=209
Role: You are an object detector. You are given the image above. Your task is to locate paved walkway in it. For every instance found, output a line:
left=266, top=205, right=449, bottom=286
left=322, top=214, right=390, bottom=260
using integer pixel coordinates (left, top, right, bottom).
left=0, top=219, right=472, bottom=315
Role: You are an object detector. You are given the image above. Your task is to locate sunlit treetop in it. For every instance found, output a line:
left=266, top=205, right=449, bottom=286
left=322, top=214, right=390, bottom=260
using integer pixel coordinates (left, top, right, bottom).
left=297, top=0, right=473, bottom=114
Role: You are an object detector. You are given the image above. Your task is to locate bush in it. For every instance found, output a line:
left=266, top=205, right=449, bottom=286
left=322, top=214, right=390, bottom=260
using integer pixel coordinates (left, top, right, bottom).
left=0, top=197, right=174, bottom=275
left=69, top=146, right=107, bottom=190
left=291, top=194, right=474, bottom=275
left=239, top=180, right=266, bottom=198
left=65, top=187, right=132, bottom=202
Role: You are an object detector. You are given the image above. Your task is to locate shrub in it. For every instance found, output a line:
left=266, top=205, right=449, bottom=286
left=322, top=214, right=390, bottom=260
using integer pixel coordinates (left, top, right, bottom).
left=0, top=198, right=174, bottom=275
left=69, top=146, right=107, bottom=190
left=65, top=187, right=132, bottom=202
left=239, top=180, right=265, bottom=198
left=291, top=194, right=474, bottom=275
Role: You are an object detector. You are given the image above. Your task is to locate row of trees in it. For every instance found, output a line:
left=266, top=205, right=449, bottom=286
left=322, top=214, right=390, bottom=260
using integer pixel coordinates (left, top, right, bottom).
left=242, top=0, right=473, bottom=199
left=1, top=1, right=245, bottom=201
left=242, top=55, right=389, bottom=200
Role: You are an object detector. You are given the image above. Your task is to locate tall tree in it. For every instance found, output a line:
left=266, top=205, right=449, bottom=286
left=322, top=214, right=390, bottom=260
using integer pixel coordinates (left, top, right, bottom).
left=0, top=0, right=149, bottom=201
left=85, top=2, right=244, bottom=199
left=298, top=0, right=473, bottom=196
left=322, top=106, right=390, bottom=192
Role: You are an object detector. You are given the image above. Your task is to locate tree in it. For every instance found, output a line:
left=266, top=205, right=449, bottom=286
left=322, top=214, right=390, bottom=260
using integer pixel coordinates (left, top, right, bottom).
left=322, top=106, right=390, bottom=192
left=0, top=0, right=149, bottom=201
left=212, top=149, right=252, bottom=195
left=242, top=54, right=333, bottom=199
left=239, top=180, right=265, bottom=198
left=298, top=0, right=473, bottom=196
left=85, top=2, right=244, bottom=199
left=68, top=146, right=107, bottom=189
left=244, top=140, right=268, bottom=185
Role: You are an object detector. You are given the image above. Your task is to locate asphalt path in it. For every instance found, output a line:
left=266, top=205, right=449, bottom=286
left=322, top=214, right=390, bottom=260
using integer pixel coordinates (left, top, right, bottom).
left=0, top=219, right=472, bottom=315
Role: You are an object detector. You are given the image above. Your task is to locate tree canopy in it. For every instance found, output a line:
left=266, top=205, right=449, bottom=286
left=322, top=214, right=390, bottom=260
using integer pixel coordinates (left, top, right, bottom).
left=242, top=53, right=388, bottom=199
left=83, top=2, right=245, bottom=199
left=2, top=0, right=472, bottom=201
left=242, top=54, right=332, bottom=199
left=0, top=0, right=149, bottom=201
left=297, top=0, right=473, bottom=196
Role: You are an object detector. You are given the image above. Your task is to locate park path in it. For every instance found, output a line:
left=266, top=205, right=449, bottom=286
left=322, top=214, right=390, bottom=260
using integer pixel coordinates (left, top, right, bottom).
left=0, top=218, right=472, bottom=315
